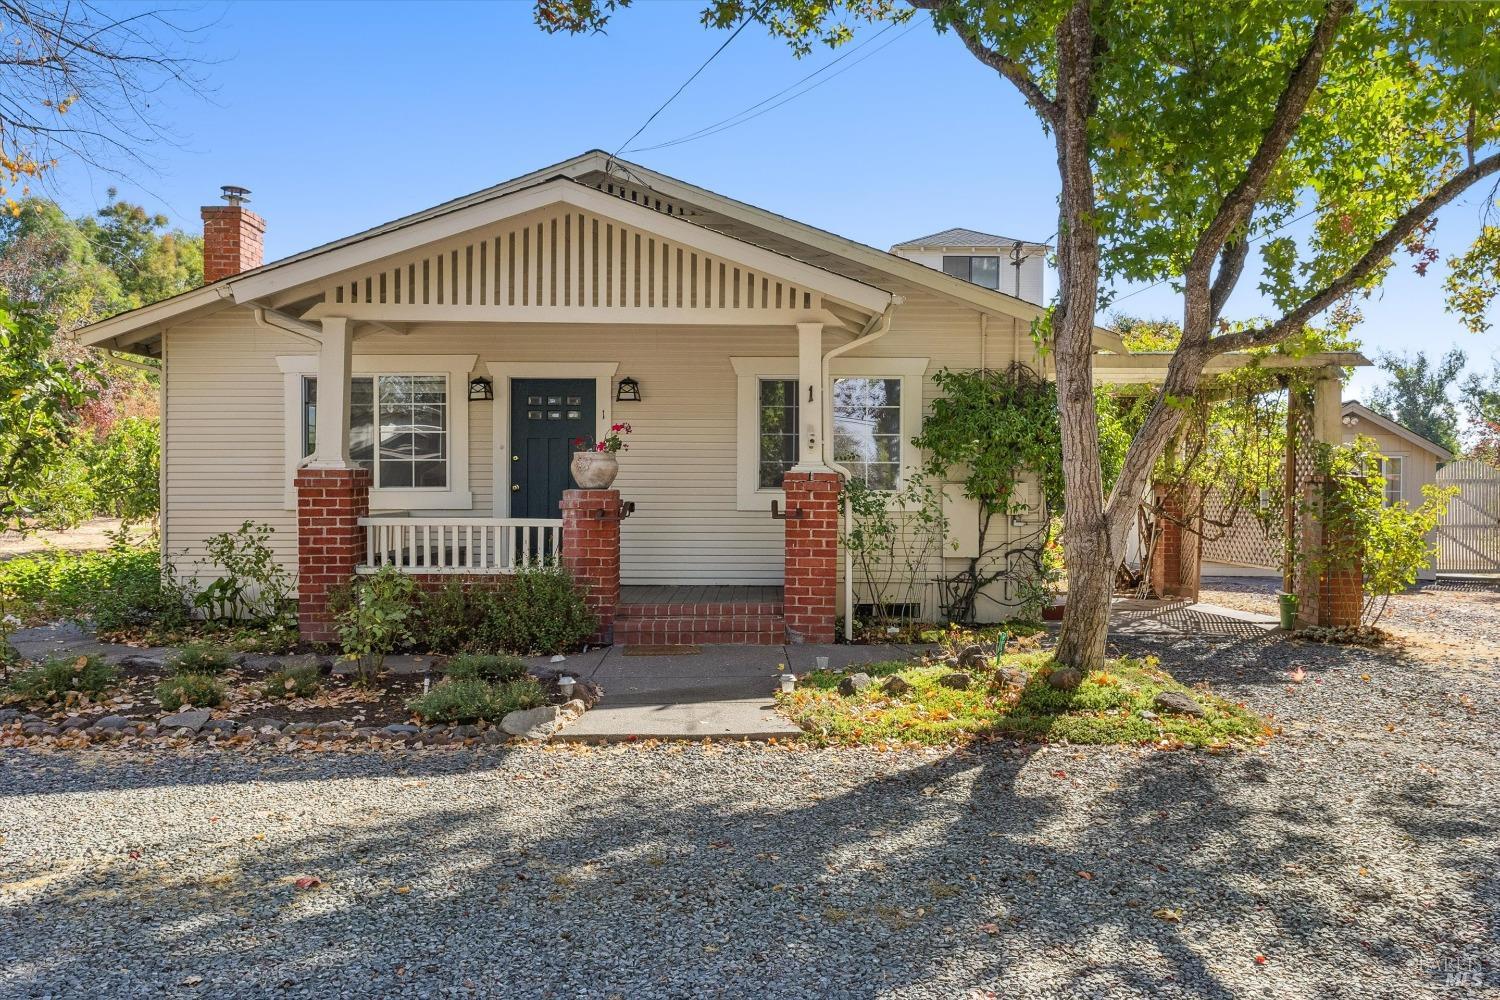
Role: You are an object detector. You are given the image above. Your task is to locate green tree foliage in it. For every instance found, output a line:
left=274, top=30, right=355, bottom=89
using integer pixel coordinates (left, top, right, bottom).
left=0, top=193, right=199, bottom=531
left=0, top=298, right=103, bottom=530
left=1367, top=350, right=1464, bottom=455
left=538, top=0, right=1500, bottom=671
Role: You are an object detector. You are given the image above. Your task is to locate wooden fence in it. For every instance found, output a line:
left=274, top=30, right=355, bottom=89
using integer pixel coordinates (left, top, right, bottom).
left=1435, top=459, right=1500, bottom=574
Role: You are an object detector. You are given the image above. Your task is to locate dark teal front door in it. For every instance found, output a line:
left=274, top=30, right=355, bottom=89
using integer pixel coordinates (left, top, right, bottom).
left=510, top=379, right=597, bottom=519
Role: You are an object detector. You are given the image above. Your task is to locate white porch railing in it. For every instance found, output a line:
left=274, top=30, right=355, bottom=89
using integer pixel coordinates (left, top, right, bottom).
left=358, top=516, right=565, bottom=575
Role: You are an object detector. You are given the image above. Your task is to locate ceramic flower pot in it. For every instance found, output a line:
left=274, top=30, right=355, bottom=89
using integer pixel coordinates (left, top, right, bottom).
left=570, top=451, right=619, bottom=489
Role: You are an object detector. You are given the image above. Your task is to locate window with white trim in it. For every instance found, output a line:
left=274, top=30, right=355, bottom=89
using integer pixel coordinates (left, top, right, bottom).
left=941, top=255, right=1001, bottom=290
left=731, top=356, right=927, bottom=510
left=300, top=374, right=449, bottom=489
left=832, top=376, right=902, bottom=490
left=1380, top=455, right=1402, bottom=507
left=757, top=377, right=799, bottom=488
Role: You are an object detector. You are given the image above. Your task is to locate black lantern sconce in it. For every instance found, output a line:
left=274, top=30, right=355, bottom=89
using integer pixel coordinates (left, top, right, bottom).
left=615, top=376, right=642, bottom=402
left=468, top=376, right=494, bottom=401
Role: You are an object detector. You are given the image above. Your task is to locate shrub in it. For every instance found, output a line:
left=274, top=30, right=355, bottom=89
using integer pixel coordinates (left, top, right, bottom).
left=168, top=642, right=234, bottom=675
left=193, top=521, right=294, bottom=624
left=444, top=653, right=527, bottom=684
left=336, top=566, right=417, bottom=685
left=413, top=581, right=493, bottom=654
left=262, top=663, right=321, bottom=700
left=6, top=655, right=118, bottom=705
left=478, top=567, right=596, bottom=655
left=87, top=416, right=159, bottom=527
left=407, top=676, right=546, bottom=724
left=156, top=673, right=226, bottom=712
left=0, top=541, right=188, bottom=630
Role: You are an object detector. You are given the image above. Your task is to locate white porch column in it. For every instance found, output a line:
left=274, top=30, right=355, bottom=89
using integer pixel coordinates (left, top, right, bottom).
left=309, top=316, right=354, bottom=468
left=793, top=321, right=831, bottom=471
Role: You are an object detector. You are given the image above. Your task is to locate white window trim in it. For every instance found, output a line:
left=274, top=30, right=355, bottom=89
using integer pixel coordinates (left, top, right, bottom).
left=483, top=361, right=619, bottom=517
left=277, top=354, right=477, bottom=511
left=730, top=356, right=927, bottom=511
left=1381, top=454, right=1405, bottom=506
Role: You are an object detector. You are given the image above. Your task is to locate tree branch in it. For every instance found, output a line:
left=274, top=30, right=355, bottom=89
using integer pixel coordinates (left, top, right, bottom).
left=908, top=0, right=1058, bottom=124
left=1182, top=0, right=1351, bottom=328
left=1211, top=149, right=1500, bottom=354
left=1208, top=232, right=1249, bottom=323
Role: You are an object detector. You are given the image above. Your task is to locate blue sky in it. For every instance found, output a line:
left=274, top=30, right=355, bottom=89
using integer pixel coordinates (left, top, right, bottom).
left=51, top=1, right=1497, bottom=402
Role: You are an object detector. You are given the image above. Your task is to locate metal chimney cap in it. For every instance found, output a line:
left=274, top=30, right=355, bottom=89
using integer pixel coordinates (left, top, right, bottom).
left=219, top=185, right=251, bottom=206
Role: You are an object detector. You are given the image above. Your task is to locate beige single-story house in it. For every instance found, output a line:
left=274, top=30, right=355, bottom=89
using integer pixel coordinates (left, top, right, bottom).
left=76, top=151, right=1357, bottom=643
left=1339, top=400, right=1453, bottom=507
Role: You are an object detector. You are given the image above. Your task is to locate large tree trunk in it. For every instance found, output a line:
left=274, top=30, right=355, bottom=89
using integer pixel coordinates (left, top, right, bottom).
left=1050, top=0, right=1111, bottom=673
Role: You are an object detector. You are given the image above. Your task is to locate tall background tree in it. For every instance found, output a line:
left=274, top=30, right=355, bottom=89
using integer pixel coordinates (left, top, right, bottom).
left=0, top=1, right=206, bottom=531
left=539, top=0, right=1500, bottom=670
left=1366, top=350, right=1465, bottom=454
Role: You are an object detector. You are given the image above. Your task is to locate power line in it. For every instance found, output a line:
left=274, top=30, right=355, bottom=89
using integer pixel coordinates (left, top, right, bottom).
left=623, top=17, right=906, bottom=154
left=612, top=2, right=768, bottom=160
left=624, top=13, right=928, bottom=155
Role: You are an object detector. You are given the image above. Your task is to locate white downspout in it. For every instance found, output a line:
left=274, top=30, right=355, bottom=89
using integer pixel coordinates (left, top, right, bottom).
left=821, top=296, right=904, bottom=641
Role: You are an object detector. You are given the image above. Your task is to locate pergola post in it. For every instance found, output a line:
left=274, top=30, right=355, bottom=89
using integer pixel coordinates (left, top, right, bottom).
left=1289, top=366, right=1359, bottom=627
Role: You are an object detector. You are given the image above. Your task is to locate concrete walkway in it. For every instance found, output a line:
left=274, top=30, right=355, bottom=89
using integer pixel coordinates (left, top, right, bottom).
left=538, top=643, right=922, bottom=741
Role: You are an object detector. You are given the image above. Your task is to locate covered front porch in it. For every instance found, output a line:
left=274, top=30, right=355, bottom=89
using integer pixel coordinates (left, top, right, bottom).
left=273, top=178, right=895, bottom=644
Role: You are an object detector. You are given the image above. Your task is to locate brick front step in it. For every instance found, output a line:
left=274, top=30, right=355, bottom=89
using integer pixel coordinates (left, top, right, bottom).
left=615, top=603, right=786, bottom=645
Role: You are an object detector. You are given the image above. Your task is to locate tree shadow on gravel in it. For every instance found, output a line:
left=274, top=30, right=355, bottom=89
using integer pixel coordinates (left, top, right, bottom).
left=4, top=733, right=1494, bottom=998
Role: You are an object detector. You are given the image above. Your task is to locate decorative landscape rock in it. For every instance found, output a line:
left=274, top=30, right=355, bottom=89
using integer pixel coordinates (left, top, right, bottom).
left=91, top=715, right=132, bottom=731
left=501, top=700, right=586, bottom=740
left=1153, top=690, right=1206, bottom=717
left=116, top=653, right=167, bottom=670
left=200, top=719, right=238, bottom=736
left=158, top=708, right=212, bottom=732
left=995, top=668, right=1030, bottom=690
left=938, top=672, right=973, bottom=690
left=245, top=717, right=287, bottom=733
left=383, top=724, right=422, bottom=736
left=0, top=708, right=23, bottom=724
left=956, top=644, right=990, bottom=670
left=880, top=676, right=913, bottom=697
left=1047, top=668, right=1083, bottom=692
left=837, top=673, right=873, bottom=697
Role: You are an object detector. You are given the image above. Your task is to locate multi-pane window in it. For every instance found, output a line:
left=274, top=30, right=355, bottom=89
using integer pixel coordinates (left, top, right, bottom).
left=301, top=374, right=447, bottom=488
left=941, top=255, right=1001, bottom=290
left=758, top=377, right=799, bottom=488
left=1380, top=456, right=1403, bottom=507
left=833, top=377, right=902, bottom=490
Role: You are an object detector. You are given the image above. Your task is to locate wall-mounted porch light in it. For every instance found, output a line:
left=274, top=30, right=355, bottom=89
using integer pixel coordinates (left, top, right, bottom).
left=469, top=376, right=494, bottom=401
left=615, top=376, right=642, bottom=402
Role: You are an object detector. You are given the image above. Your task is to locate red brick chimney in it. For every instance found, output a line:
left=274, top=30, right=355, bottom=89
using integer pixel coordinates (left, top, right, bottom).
left=201, top=185, right=265, bottom=283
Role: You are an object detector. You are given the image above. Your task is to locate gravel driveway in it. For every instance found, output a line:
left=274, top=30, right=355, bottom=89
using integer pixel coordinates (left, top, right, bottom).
left=3, top=597, right=1497, bottom=998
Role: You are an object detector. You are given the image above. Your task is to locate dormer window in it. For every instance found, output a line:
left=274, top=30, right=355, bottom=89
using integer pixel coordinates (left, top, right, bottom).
left=941, top=255, right=1002, bottom=290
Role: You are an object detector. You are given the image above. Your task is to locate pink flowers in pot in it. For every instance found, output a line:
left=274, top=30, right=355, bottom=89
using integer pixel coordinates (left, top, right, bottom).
left=572, top=422, right=632, bottom=454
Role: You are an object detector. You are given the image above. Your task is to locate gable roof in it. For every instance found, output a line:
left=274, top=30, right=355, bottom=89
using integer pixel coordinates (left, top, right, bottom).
left=1341, top=400, right=1455, bottom=461
left=75, top=150, right=1124, bottom=354
left=891, top=227, right=1048, bottom=250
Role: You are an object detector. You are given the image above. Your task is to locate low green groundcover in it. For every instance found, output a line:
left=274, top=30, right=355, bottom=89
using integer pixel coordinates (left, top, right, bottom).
left=778, top=652, right=1269, bottom=748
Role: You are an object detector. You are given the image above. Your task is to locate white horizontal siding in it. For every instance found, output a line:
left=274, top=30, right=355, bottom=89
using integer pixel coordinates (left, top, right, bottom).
left=163, top=316, right=303, bottom=591
left=164, top=293, right=1042, bottom=607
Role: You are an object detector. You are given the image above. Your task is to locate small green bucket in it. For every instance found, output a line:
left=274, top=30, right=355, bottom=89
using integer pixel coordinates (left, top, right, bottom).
left=1277, top=592, right=1299, bottom=630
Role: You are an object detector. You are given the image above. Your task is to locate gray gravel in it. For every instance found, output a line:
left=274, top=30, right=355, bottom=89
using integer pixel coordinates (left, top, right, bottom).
left=3, top=596, right=1498, bottom=998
